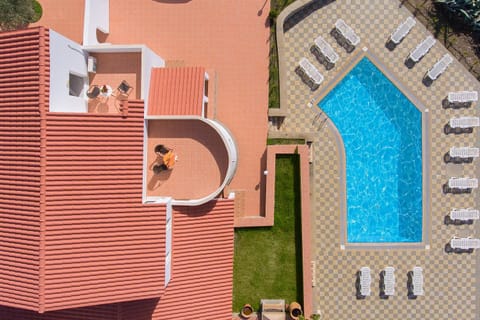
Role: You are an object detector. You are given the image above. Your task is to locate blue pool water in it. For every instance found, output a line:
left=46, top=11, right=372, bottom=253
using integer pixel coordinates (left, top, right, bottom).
left=318, top=58, right=422, bottom=243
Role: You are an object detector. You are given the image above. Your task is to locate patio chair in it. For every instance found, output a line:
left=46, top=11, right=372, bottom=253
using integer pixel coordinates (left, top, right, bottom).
left=426, top=54, right=453, bottom=81
left=298, top=58, right=324, bottom=88
left=448, top=177, right=478, bottom=189
left=359, top=267, right=371, bottom=297
left=112, top=80, right=133, bottom=99
left=450, top=237, right=480, bottom=250
left=450, top=208, right=479, bottom=221
left=449, top=116, right=480, bottom=129
left=260, top=299, right=286, bottom=320
left=86, top=85, right=100, bottom=99
left=412, top=267, right=424, bottom=296
left=313, top=35, right=339, bottom=65
left=448, top=91, right=478, bottom=104
left=379, top=266, right=395, bottom=299
left=389, top=16, right=416, bottom=44
left=408, top=36, right=435, bottom=63
left=334, top=19, right=360, bottom=47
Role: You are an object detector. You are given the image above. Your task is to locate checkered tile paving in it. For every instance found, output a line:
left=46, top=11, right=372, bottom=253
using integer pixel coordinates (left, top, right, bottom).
left=274, top=0, right=480, bottom=319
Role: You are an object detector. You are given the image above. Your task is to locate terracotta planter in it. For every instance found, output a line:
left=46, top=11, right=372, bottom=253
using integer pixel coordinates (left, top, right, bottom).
left=288, top=302, right=303, bottom=320
left=240, top=304, right=254, bottom=319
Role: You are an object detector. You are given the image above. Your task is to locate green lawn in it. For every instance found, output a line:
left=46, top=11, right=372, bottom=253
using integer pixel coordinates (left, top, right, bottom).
left=267, top=138, right=305, bottom=145
left=269, top=0, right=297, bottom=108
left=232, top=155, right=303, bottom=312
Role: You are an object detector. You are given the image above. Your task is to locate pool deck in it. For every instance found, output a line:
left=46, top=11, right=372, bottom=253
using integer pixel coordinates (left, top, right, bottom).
left=273, top=0, right=479, bottom=319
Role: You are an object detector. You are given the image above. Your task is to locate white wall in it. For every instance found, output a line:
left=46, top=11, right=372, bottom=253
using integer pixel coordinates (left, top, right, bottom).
left=49, top=30, right=88, bottom=113
left=142, top=47, right=165, bottom=108
left=83, top=0, right=109, bottom=45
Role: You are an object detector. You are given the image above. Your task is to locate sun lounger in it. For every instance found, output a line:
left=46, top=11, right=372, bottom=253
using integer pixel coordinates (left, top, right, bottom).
left=390, top=17, right=416, bottom=44
left=427, top=54, right=453, bottom=80
left=314, top=36, right=339, bottom=64
left=335, top=19, right=360, bottom=46
left=412, top=267, right=424, bottom=296
left=298, top=58, right=324, bottom=86
left=449, top=116, right=480, bottom=129
left=450, top=237, right=480, bottom=250
left=359, top=267, right=371, bottom=297
left=448, top=91, right=478, bottom=104
left=448, top=177, right=478, bottom=189
left=408, top=36, right=436, bottom=62
left=450, top=208, right=480, bottom=221
left=384, top=267, right=395, bottom=296
left=449, top=147, right=479, bottom=159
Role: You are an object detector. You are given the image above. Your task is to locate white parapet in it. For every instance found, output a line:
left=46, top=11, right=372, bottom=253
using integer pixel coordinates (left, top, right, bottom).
left=83, top=0, right=110, bottom=46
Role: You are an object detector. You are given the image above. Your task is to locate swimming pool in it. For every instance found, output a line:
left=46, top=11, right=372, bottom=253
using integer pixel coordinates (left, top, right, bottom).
left=318, top=57, right=422, bottom=243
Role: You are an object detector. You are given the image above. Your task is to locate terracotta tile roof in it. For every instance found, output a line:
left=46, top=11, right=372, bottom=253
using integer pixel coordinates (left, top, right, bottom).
left=0, top=28, right=166, bottom=313
left=0, top=27, right=234, bottom=318
left=43, top=102, right=166, bottom=312
left=0, top=27, right=46, bottom=312
left=147, top=67, right=205, bottom=116
left=0, top=199, right=235, bottom=320
left=153, top=199, right=234, bottom=320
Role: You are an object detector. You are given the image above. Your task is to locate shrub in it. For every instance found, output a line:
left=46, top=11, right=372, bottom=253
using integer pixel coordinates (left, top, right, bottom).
left=434, top=0, right=480, bottom=32
left=32, top=0, right=42, bottom=23
left=0, top=0, right=40, bottom=31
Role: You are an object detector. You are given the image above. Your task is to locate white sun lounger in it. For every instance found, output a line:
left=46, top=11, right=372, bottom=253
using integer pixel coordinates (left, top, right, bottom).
left=448, top=91, right=478, bottom=103
left=390, top=17, right=416, bottom=44
left=450, top=208, right=480, bottom=221
left=384, top=267, right=395, bottom=296
left=450, top=237, right=480, bottom=250
left=360, top=267, right=371, bottom=296
left=299, top=58, right=324, bottom=86
left=412, top=267, right=424, bottom=296
left=408, top=36, right=436, bottom=62
left=448, top=177, right=478, bottom=189
left=335, top=19, right=360, bottom=46
left=449, top=116, right=480, bottom=128
left=314, top=36, right=339, bottom=64
left=427, top=54, right=453, bottom=80
left=449, top=147, right=479, bottom=158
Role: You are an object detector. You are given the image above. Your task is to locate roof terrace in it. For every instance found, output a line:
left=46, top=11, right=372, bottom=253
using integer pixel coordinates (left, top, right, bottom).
left=145, top=119, right=229, bottom=202
left=87, top=52, right=141, bottom=114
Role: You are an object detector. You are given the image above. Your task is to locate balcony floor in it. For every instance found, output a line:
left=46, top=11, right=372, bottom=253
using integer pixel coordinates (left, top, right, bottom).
left=146, top=120, right=229, bottom=201
left=88, top=52, right=141, bottom=114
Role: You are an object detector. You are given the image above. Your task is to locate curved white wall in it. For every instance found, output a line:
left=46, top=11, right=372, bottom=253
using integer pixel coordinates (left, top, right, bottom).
left=171, top=118, right=238, bottom=206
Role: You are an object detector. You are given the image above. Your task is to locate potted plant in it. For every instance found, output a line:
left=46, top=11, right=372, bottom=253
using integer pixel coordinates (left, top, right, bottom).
left=240, top=304, right=254, bottom=319
left=288, top=302, right=303, bottom=320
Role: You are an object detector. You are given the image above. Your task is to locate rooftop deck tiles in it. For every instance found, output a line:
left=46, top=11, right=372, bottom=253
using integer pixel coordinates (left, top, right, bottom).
left=146, top=119, right=229, bottom=201
left=275, top=0, right=479, bottom=319
left=35, top=0, right=270, bottom=218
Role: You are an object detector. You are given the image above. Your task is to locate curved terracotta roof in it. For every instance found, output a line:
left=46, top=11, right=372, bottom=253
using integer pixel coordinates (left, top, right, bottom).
left=147, top=67, right=205, bottom=117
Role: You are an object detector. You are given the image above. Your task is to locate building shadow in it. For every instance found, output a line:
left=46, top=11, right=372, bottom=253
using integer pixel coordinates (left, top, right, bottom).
left=283, top=0, right=335, bottom=33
